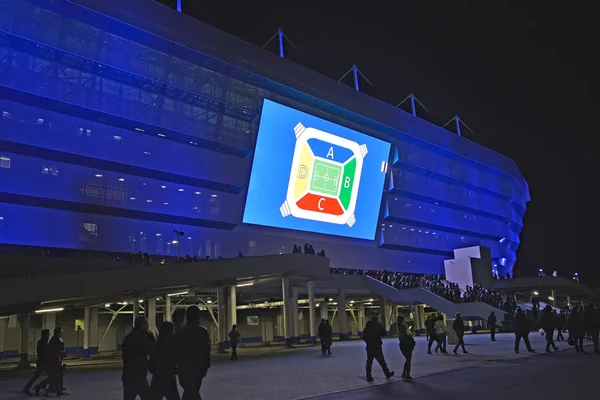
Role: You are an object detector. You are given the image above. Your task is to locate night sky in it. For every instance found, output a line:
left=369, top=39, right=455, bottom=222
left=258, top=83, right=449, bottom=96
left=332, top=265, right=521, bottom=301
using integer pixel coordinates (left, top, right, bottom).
left=162, top=1, right=599, bottom=284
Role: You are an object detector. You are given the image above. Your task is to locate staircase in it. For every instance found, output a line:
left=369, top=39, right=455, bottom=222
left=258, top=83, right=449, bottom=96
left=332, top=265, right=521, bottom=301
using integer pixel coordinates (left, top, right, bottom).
left=363, top=276, right=506, bottom=320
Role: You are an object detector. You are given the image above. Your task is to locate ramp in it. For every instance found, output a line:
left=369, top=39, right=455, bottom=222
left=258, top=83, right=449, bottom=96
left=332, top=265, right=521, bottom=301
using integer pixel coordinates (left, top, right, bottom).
left=363, top=276, right=506, bottom=320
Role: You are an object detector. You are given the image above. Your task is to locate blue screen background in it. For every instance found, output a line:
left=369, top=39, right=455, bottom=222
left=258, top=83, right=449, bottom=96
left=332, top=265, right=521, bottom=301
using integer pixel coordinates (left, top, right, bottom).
left=243, top=99, right=391, bottom=240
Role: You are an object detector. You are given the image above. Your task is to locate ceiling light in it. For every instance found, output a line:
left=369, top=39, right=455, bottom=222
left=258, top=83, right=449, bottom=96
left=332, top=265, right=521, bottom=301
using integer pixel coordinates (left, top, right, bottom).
left=167, top=291, right=188, bottom=297
left=35, top=307, right=64, bottom=313
left=237, top=282, right=254, bottom=288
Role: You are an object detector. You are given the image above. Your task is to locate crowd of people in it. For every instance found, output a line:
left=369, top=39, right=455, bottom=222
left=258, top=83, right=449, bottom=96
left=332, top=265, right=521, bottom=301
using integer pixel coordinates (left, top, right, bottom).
left=330, top=268, right=515, bottom=310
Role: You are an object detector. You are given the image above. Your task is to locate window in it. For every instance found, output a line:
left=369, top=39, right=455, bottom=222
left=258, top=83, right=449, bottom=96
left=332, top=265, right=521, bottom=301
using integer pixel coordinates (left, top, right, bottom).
left=0, top=156, right=10, bottom=169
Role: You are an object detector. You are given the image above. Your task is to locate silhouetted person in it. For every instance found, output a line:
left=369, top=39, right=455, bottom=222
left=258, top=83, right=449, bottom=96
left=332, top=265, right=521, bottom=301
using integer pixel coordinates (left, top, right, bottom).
left=427, top=315, right=438, bottom=354
left=452, top=313, right=468, bottom=354
left=122, top=316, right=156, bottom=400
left=584, top=303, right=600, bottom=353
left=23, top=329, right=50, bottom=395
left=362, top=316, right=394, bottom=382
left=229, top=325, right=240, bottom=361
left=149, top=321, right=179, bottom=400
left=540, top=306, right=558, bottom=353
left=175, top=305, right=211, bottom=400
left=434, top=315, right=448, bottom=353
left=488, top=312, right=497, bottom=341
left=556, top=311, right=565, bottom=341
left=397, top=315, right=415, bottom=380
left=514, top=308, right=534, bottom=353
left=318, top=319, right=327, bottom=355
left=324, top=320, right=333, bottom=355
left=46, top=326, right=66, bottom=397
left=568, top=306, right=585, bottom=353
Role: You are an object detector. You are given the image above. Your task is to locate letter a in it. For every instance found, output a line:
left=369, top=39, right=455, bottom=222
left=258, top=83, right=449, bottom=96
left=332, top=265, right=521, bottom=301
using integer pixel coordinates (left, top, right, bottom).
left=326, top=146, right=334, bottom=159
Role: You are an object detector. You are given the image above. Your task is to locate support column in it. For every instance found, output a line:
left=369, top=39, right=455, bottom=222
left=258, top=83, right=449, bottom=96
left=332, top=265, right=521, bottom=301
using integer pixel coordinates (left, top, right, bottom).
left=567, top=296, right=572, bottom=308
left=338, top=289, right=348, bottom=340
left=90, top=307, right=98, bottom=355
left=0, top=318, right=6, bottom=360
left=42, top=312, right=56, bottom=331
left=165, top=296, right=172, bottom=322
left=320, top=301, right=329, bottom=320
left=307, top=281, right=317, bottom=344
left=17, top=313, right=30, bottom=369
left=133, top=298, right=140, bottom=323
left=147, top=298, right=157, bottom=334
left=282, top=277, right=293, bottom=347
left=417, top=305, right=426, bottom=331
left=217, top=287, right=228, bottom=348
left=358, top=303, right=366, bottom=334
left=291, top=287, right=299, bottom=343
left=83, top=306, right=91, bottom=359
left=229, top=285, right=237, bottom=329
left=551, top=289, right=557, bottom=307
left=379, top=297, right=389, bottom=335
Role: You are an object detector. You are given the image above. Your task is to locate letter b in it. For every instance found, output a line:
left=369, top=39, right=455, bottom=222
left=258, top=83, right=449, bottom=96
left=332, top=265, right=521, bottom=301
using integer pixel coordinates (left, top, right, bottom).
left=344, top=176, right=351, bottom=188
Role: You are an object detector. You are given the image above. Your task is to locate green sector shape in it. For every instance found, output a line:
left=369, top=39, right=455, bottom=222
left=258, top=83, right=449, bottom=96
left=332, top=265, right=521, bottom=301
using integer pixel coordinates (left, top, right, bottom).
left=339, top=157, right=356, bottom=210
left=310, top=159, right=342, bottom=196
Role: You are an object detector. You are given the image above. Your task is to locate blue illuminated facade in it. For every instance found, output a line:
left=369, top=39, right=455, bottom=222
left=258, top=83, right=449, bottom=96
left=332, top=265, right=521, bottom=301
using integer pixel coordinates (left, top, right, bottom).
left=0, top=0, right=529, bottom=276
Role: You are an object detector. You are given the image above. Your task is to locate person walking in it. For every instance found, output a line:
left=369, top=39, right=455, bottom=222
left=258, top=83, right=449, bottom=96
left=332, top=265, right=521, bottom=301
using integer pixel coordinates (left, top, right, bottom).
left=584, top=303, right=600, bottom=354
left=488, top=312, right=497, bottom=341
left=174, top=305, right=211, bottom=400
left=434, top=315, right=448, bottom=353
left=362, top=316, right=395, bottom=382
left=122, top=316, right=156, bottom=400
left=540, top=306, right=559, bottom=353
left=318, top=319, right=327, bottom=355
left=149, top=321, right=180, bottom=400
left=23, top=329, right=50, bottom=395
left=555, top=311, right=565, bottom=341
left=229, top=325, right=240, bottom=361
left=514, top=308, right=535, bottom=353
left=46, top=326, right=67, bottom=397
left=397, top=315, right=415, bottom=380
left=426, top=315, right=438, bottom=354
left=452, top=313, right=468, bottom=354
left=324, top=320, right=333, bottom=355
left=568, top=306, right=585, bottom=353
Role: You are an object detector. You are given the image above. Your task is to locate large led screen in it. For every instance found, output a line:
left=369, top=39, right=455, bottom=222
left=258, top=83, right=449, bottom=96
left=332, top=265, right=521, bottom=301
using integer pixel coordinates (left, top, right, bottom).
left=243, top=99, right=391, bottom=240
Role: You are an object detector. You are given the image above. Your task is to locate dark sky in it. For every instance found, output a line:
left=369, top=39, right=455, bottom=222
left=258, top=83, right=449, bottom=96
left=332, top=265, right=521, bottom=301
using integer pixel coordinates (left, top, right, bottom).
left=167, top=1, right=599, bottom=283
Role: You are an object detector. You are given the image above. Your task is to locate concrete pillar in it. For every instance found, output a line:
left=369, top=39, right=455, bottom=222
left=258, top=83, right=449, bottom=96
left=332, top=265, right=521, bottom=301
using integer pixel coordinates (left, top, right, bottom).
left=133, top=298, right=140, bottom=323
left=307, top=281, right=317, bottom=344
left=90, top=307, right=98, bottom=355
left=165, top=296, right=172, bottom=322
left=147, top=298, right=157, bottom=334
left=379, top=296, right=390, bottom=335
left=338, top=289, right=348, bottom=340
left=17, top=313, right=30, bottom=369
left=0, top=318, right=6, bottom=359
left=417, top=305, right=426, bottom=331
left=229, top=286, right=237, bottom=329
left=282, top=277, right=293, bottom=347
left=320, top=301, right=329, bottom=321
left=551, top=289, right=557, bottom=307
left=291, top=286, right=299, bottom=343
left=83, top=306, right=91, bottom=359
left=217, top=287, right=228, bottom=346
left=358, top=303, right=366, bottom=333
left=42, top=312, right=56, bottom=331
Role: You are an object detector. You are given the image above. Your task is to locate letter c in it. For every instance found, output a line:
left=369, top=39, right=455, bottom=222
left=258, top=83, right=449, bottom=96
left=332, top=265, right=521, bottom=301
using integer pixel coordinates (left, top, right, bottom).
left=318, top=198, right=325, bottom=210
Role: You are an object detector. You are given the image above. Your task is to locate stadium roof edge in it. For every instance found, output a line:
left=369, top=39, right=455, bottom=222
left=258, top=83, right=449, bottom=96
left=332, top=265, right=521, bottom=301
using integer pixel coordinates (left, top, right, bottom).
left=53, top=0, right=529, bottom=200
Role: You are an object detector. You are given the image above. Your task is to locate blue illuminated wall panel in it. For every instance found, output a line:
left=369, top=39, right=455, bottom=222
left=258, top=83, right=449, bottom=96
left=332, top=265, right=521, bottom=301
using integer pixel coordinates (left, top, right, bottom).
left=0, top=0, right=529, bottom=277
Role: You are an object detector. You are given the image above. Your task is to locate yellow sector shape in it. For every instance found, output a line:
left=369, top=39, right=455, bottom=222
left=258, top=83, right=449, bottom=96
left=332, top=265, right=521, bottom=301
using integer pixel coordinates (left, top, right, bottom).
left=294, top=142, right=314, bottom=199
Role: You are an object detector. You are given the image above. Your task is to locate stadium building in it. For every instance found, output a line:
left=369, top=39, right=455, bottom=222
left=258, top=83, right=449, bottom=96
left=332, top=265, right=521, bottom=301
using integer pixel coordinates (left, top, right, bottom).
left=7, top=0, right=593, bottom=364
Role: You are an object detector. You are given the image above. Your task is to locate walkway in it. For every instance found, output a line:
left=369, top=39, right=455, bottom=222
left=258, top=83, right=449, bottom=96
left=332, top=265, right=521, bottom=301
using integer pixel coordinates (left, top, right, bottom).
left=0, top=333, right=592, bottom=399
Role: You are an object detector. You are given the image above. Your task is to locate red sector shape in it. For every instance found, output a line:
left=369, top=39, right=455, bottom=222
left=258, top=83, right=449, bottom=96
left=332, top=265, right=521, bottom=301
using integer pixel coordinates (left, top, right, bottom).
left=296, top=193, right=344, bottom=215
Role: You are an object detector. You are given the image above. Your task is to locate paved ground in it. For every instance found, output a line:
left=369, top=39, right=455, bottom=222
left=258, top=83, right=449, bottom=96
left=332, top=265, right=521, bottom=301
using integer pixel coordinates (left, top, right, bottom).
left=0, top=333, right=595, bottom=399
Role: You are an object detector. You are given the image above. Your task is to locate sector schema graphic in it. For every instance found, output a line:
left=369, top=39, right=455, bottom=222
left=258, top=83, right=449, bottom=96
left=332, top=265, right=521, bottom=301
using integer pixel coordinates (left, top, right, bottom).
left=280, top=123, right=368, bottom=226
